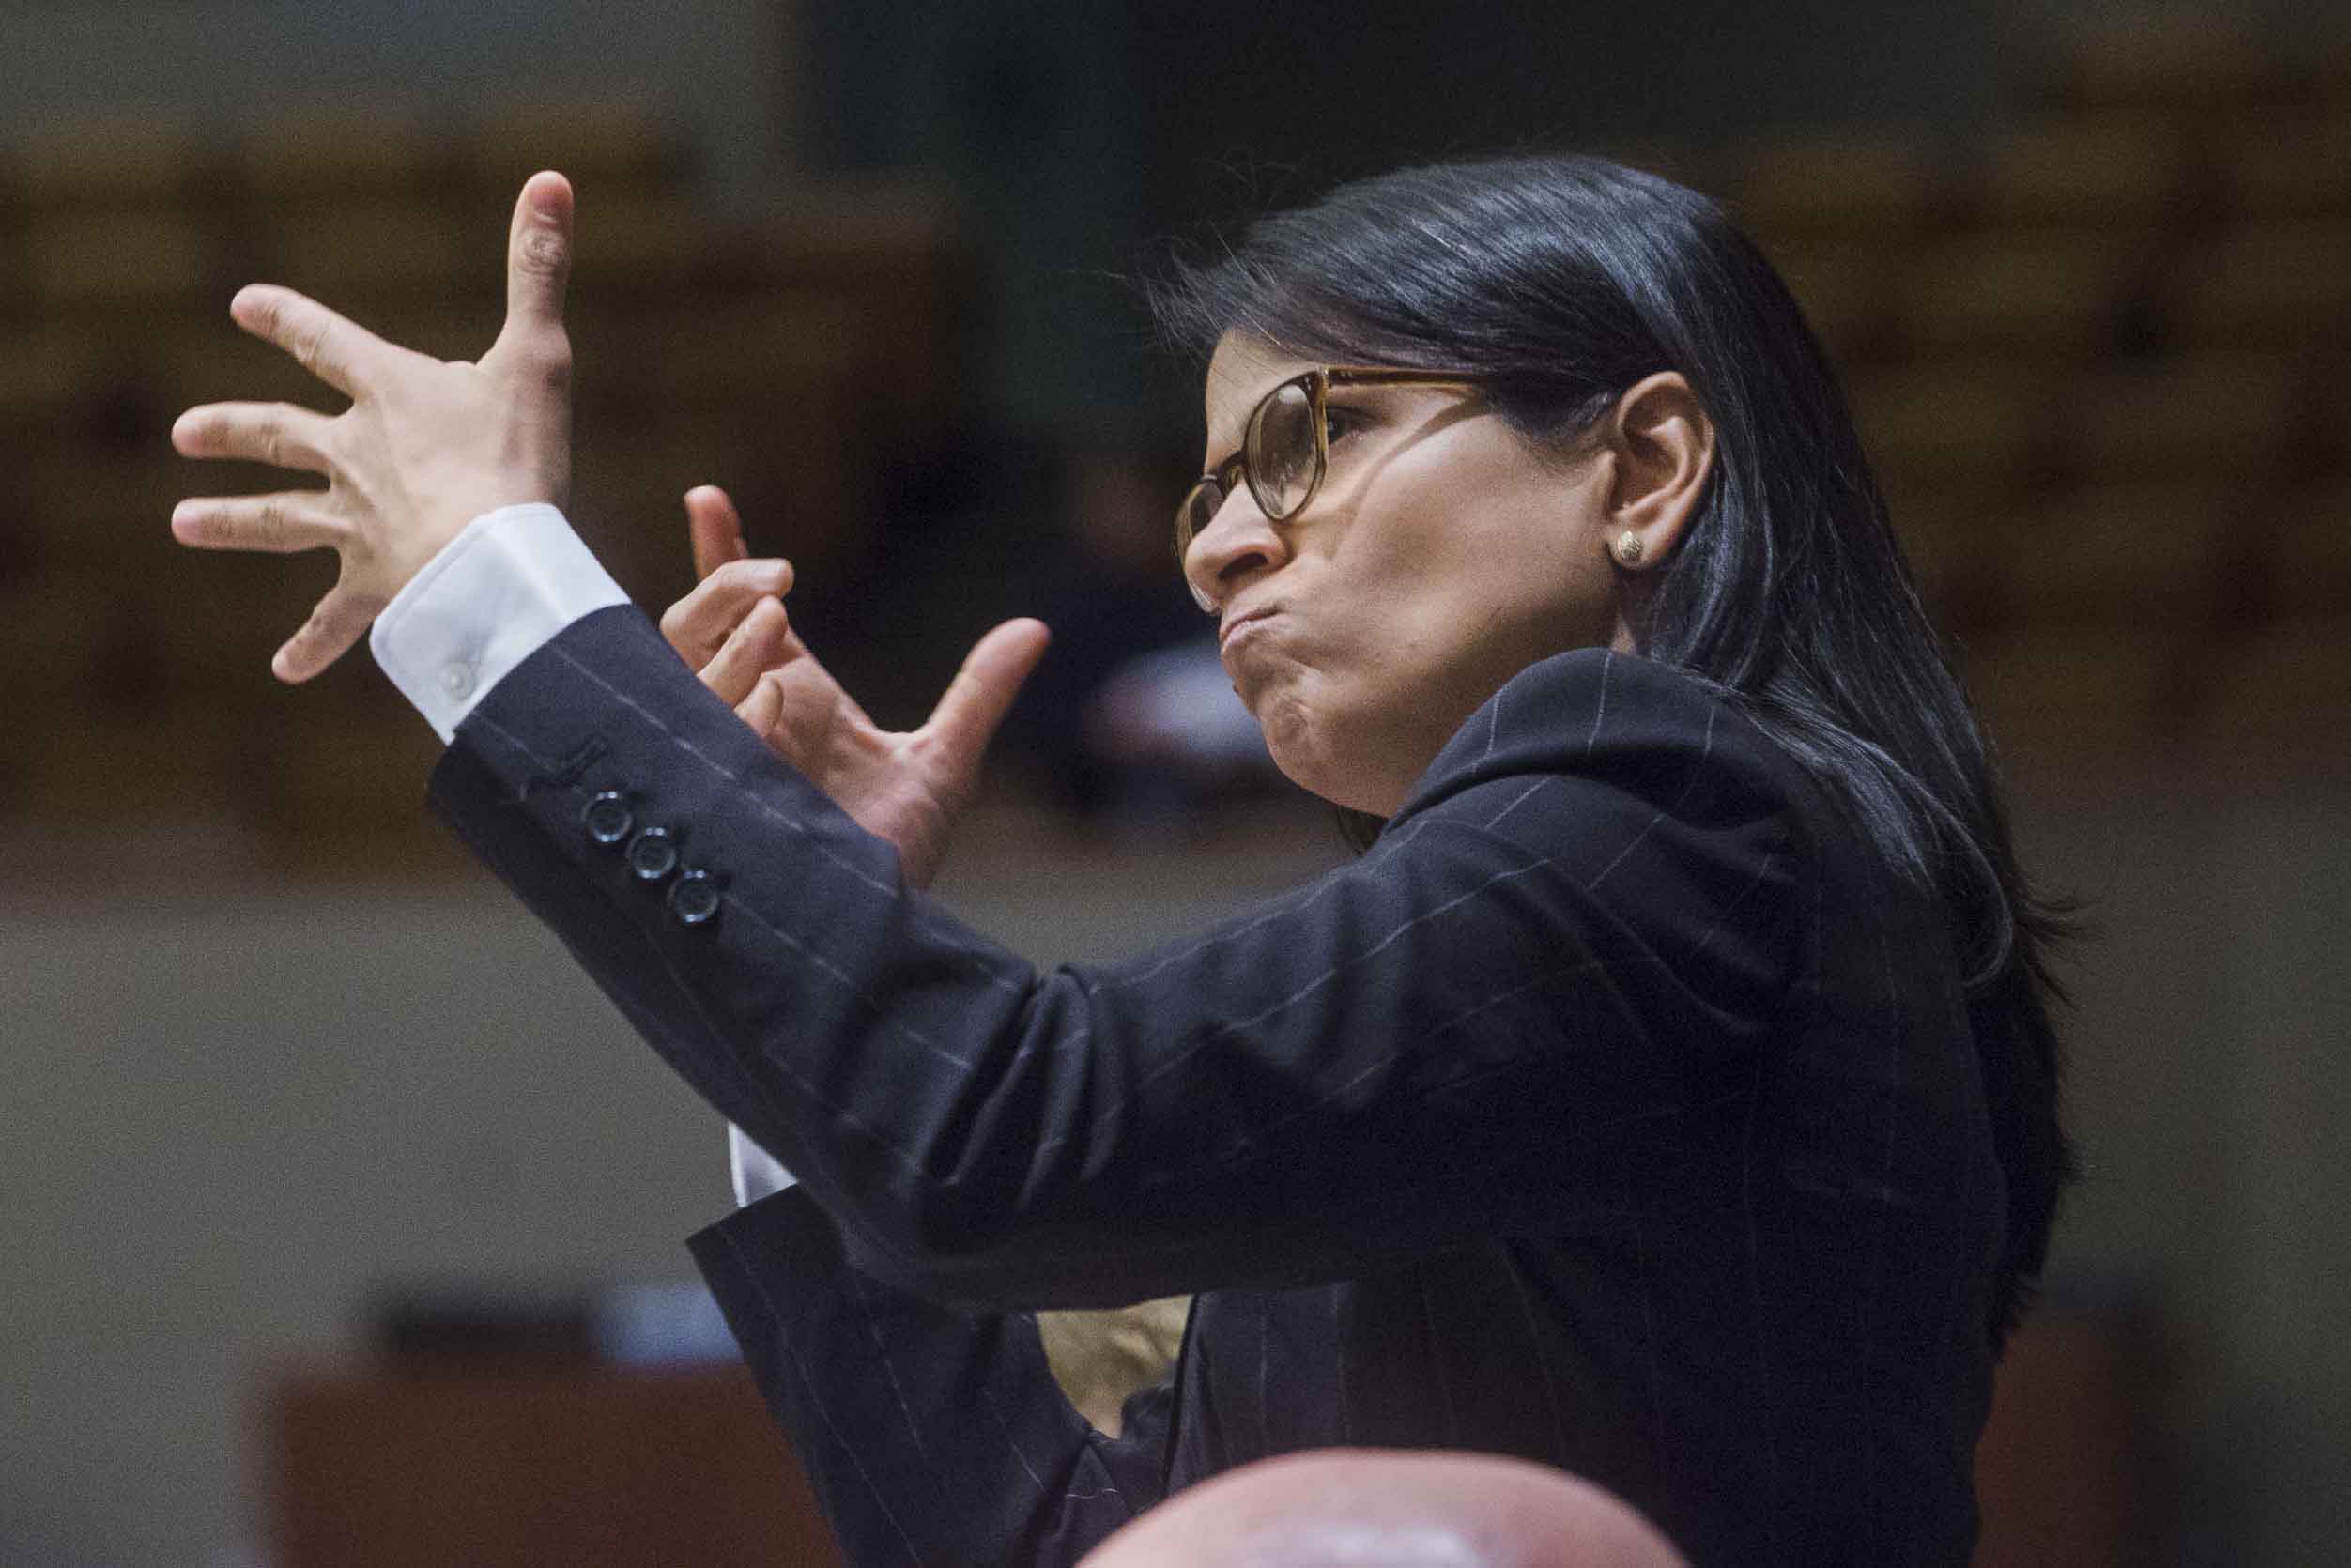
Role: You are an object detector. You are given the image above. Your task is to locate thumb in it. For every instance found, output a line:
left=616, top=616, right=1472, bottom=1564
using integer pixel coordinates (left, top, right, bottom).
left=684, top=484, right=748, bottom=580
left=924, top=618, right=1050, bottom=764
left=499, top=170, right=573, bottom=350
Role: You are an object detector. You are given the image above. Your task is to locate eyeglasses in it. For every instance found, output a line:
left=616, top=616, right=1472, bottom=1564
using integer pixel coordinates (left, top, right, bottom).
left=1176, top=365, right=1483, bottom=611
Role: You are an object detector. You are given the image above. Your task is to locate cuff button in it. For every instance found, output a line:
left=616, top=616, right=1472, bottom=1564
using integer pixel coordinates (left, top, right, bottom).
left=582, top=791, right=635, bottom=846
left=669, top=869, right=721, bottom=927
left=627, top=825, right=681, bottom=882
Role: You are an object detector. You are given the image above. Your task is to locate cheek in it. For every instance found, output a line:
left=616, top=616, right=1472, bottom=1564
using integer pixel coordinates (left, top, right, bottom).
left=1361, top=462, right=1560, bottom=607
left=1297, top=489, right=1531, bottom=717
left=1421, top=482, right=1615, bottom=650
left=1257, top=454, right=1606, bottom=807
left=1350, top=501, right=1614, bottom=740
left=1375, top=536, right=1573, bottom=679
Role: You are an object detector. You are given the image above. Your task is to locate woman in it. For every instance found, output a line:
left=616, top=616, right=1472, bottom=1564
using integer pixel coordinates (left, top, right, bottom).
left=172, top=155, right=2074, bottom=1566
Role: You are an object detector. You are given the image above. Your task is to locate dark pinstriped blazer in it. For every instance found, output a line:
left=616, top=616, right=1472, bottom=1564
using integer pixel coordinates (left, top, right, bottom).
left=428, top=604, right=2004, bottom=1567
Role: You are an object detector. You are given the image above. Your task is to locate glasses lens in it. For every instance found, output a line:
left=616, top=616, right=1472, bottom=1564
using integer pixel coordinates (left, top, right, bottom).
left=1247, top=379, right=1320, bottom=519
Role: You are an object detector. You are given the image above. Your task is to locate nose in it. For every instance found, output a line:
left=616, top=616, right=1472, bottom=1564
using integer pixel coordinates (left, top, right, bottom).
left=1182, top=486, right=1289, bottom=614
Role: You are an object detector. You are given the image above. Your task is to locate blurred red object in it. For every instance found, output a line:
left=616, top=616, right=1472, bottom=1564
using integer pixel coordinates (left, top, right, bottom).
left=270, top=1365, right=842, bottom=1568
left=1974, top=1295, right=2183, bottom=1567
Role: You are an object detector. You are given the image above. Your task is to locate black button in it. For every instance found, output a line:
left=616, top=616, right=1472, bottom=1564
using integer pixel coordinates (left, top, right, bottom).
left=669, top=869, right=721, bottom=927
left=627, top=825, right=680, bottom=882
left=583, top=791, right=634, bottom=846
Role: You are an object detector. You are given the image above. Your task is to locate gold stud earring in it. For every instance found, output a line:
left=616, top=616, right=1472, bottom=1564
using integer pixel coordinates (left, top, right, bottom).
left=1614, top=530, right=1645, bottom=565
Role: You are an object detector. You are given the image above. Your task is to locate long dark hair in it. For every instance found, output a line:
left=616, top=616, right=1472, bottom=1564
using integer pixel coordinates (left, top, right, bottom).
left=1147, top=153, right=2079, bottom=1351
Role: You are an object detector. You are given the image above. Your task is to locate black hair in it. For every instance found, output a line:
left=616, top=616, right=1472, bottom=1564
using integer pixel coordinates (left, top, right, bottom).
left=1147, top=153, right=2078, bottom=1351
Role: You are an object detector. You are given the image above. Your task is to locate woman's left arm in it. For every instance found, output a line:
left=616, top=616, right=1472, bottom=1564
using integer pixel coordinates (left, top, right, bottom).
left=684, top=1187, right=1176, bottom=1568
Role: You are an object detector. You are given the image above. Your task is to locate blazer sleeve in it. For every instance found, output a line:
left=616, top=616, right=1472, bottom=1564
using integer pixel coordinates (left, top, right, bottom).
left=427, top=605, right=1804, bottom=1307
left=685, top=1189, right=1174, bottom=1568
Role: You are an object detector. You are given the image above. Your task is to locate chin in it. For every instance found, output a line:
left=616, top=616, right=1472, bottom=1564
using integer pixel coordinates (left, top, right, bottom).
left=1263, top=715, right=1403, bottom=817
left=1259, top=707, right=1332, bottom=803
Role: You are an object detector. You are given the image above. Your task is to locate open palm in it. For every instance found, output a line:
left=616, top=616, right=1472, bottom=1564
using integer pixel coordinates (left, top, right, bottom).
left=660, top=485, right=1049, bottom=891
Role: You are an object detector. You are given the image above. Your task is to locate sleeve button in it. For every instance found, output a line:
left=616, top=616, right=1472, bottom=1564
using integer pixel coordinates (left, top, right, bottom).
left=582, top=791, right=635, bottom=846
left=669, top=869, right=721, bottom=927
left=627, top=825, right=681, bottom=882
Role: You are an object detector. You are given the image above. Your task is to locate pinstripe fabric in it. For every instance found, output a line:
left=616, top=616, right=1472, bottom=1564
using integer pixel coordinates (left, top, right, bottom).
left=430, top=606, right=2003, bottom=1567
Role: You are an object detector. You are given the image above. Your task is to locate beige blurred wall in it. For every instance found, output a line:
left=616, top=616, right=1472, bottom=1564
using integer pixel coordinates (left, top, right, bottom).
left=0, top=801, right=1353, bottom=1567
left=2008, top=751, right=2351, bottom=1562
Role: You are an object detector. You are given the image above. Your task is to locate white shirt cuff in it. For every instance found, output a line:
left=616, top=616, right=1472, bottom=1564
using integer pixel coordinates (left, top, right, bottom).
left=730, top=1123, right=799, bottom=1207
left=368, top=502, right=632, bottom=743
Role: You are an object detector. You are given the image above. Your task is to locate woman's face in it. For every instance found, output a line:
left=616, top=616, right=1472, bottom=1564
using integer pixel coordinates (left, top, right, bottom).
left=1185, top=332, right=1628, bottom=816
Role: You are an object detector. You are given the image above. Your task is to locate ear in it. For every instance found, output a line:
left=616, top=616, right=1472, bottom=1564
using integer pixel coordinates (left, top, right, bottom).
left=1600, top=372, right=1713, bottom=570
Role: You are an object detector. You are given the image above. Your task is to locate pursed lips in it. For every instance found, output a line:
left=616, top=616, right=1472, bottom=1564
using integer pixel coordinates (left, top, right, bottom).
left=1219, top=604, right=1278, bottom=655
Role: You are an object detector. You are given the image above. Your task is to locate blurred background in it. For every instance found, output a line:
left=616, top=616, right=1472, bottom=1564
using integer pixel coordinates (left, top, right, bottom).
left=2, top=0, right=2345, bottom=1562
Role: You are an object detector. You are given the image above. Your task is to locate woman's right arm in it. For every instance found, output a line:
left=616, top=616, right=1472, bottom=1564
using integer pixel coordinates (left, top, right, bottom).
left=428, top=605, right=1800, bottom=1310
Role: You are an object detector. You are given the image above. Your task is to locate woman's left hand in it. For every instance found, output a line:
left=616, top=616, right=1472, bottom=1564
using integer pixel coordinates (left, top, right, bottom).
left=169, top=171, right=577, bottom=684
left=661, top=484, right=1050, bottom=891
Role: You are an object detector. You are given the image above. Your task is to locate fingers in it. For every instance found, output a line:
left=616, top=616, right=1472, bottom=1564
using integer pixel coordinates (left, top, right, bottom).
left=925, top=618, right=1051, bottom=761
left=685, top=484, right=748, bottom=580
left=737, top=668, right=786, bottom=738
left=658, top=557, right=794, bottom=666
left=229, top=284, right=395, bottom=400
left=172, top=491, right=346, bottom=553
left=495, top=171, right=573, bottom=361
left=172, top=401, right=341, bottom=473
left=697, top=595, right=792, bottom=708
left=271, top=588, right=376, bottom=684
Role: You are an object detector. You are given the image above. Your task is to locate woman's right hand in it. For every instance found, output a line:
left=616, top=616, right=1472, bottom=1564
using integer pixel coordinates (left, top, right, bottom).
left=658, top=484, right=1049, bottom=891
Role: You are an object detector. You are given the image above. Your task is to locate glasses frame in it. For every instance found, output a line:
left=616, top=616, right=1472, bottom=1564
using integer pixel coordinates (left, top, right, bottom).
left=1176, top=365, right=1484, bottom=609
